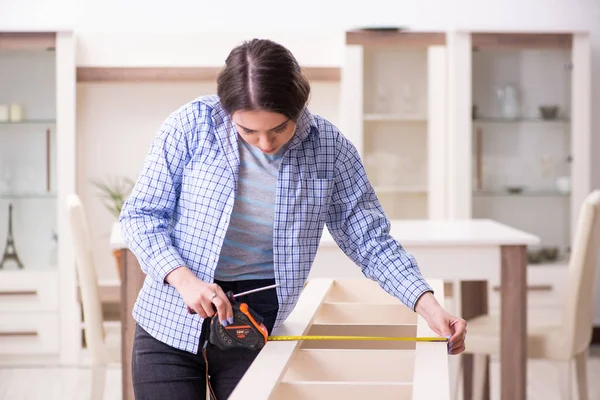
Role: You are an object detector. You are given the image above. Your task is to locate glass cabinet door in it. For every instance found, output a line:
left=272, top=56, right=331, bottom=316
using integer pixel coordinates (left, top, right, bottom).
left=471, top=34, right=573, bottom=266
left=0, top=47, right=57, bottom=271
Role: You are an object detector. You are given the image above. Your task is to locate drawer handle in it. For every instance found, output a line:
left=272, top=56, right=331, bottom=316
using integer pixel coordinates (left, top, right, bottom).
left=493, top=284, right=553, bottom=292
left=0, top=331, right=38, bottom=337
left=0, top=290, right=38, bottom=296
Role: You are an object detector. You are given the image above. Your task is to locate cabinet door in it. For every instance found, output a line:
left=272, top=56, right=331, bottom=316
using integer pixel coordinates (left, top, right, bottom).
left=448, top=31, right=591, bottom=267
left=0, top=33, right=58, bottom=272
left=341, top=31, right=448, bottom=220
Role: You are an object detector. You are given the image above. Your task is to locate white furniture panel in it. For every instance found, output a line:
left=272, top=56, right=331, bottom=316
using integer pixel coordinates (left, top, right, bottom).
left=230, top=278, right=451, bottom=400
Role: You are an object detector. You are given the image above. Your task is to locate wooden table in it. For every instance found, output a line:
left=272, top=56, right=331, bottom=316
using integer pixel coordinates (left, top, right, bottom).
left=110, top=218, right=539, bottom=400
left=110, top=226, right=146, bottom=400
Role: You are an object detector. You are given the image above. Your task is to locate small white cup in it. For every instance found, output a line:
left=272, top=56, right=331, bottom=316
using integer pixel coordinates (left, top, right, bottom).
left=9, top=103, right=23, bottom=122
left=0, top=104, right=8, bottom=122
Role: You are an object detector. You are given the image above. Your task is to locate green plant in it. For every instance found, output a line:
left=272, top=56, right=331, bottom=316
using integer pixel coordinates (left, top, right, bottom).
left=91, top=176, right=135, bottom=219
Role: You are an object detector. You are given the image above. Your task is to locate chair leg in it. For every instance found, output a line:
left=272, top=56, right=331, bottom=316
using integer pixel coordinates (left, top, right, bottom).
left=451, top=354, right=464, bottom=400
left=472, top=354, right=487, bottom=400
left=574, top=351, right=588, bottom=400
left=90, top=364, right=107, bottom=400
left=557, top=360, right=573, bottom=400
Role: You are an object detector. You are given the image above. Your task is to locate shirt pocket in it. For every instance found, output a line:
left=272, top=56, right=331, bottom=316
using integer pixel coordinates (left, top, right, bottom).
left=301, top=178, right=334, bottom=206
left=295, top=178, right=334, bottom=230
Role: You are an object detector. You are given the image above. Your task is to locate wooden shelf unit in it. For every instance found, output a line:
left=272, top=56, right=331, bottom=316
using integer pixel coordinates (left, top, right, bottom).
left=230, top=278, right=450, bottom=400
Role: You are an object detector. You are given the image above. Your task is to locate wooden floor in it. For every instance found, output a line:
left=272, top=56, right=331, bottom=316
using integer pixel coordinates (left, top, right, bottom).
left=0, top=347, right=599, bottom=400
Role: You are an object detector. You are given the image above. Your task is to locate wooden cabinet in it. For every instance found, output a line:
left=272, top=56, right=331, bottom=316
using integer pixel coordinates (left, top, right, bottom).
left=0, top=31, right=78, bottom=363
left=340, top=30, right=448, bottom=219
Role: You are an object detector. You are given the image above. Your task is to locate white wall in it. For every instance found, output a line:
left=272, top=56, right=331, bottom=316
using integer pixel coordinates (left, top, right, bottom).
left=3, top=0, right=600, bottom=322
left=76, top=82, right=339, bottom=281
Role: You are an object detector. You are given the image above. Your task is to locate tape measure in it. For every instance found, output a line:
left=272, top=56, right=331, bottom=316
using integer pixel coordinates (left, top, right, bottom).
left=267, top=335, right=448, bottom=342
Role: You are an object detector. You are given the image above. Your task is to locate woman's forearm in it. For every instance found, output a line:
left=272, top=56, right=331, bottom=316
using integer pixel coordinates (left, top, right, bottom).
left=165, top=266, right=197, bottom=289
left=414, top=291, right=443, bottom=319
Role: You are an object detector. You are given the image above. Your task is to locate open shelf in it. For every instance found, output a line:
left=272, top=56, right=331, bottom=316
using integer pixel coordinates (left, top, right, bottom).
left=473, top=117, right=569, bottom=124
left=0, top=192, right=56, bottom=200
left=364, top=113, right=427, bottom=122
left=375, top=186, right=428, bottom=194
left=473, top=189, right=569, bottom=197
left=0, top=119, right=56, bottom=126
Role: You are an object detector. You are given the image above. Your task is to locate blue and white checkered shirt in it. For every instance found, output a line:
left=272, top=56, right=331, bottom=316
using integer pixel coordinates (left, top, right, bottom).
left=119, top=95, right=433, bottom=353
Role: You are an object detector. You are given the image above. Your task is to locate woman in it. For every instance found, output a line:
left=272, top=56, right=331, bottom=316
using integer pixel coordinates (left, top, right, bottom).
left=120, top=38, right=466, bottom=400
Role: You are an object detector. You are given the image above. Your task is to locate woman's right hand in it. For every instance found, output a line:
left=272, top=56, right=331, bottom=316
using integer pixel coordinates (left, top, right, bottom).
left=166, top=267, right=234, bottom=326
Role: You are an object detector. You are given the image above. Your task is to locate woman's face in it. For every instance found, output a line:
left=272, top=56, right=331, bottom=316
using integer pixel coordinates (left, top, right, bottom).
left=232, top=109, right=296, bottom=155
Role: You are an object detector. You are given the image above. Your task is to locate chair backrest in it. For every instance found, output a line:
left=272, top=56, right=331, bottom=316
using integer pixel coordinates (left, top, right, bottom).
left=66, top=193, right=106, bottom=364
left=561, top=190, right=600, bottom=356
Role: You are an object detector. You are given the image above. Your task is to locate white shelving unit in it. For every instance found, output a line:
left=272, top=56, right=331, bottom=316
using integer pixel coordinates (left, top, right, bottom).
left=446, top=31, right=592, bottom=318
left=340, top=30, right=448, bottom=220
left=0, top=31, right=78, bottom=364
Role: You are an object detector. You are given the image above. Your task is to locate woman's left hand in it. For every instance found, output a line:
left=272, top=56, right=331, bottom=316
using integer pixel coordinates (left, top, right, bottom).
left=415, top=292, right=467, bottom=355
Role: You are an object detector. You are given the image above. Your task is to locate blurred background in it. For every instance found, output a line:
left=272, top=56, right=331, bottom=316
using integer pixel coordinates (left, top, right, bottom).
left=1, top=0, right=599, bottom=399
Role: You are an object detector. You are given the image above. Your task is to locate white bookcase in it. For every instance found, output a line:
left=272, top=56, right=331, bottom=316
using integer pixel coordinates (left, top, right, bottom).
left=445, top=31, right=592, bottom=319
left=340, top=31, right=448, bottom=220
left=0, top=30, right=78, bottom=364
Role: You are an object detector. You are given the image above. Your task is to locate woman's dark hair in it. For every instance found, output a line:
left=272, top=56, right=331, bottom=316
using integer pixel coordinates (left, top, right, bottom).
left=217, top=38, right=311, bottom=121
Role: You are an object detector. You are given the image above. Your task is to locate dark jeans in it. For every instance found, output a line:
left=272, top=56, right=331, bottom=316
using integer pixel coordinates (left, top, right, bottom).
left=131, top=278, right=279, bottom=400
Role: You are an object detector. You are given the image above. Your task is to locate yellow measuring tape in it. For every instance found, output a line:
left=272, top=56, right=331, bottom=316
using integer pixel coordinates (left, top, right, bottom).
left=267, top=335, right=448, bottom=342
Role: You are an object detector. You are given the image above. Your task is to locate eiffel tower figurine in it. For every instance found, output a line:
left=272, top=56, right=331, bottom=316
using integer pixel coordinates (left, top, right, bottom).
left=0, top=203, right=24, bottom=269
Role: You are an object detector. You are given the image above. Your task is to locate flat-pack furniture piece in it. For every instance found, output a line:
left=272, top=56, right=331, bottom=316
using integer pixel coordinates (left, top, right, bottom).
left=229, top=277, right=450, bottom=400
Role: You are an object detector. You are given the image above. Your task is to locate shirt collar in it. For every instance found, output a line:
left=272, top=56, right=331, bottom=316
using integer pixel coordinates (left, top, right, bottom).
left=286, top=106, right=317, bottom=150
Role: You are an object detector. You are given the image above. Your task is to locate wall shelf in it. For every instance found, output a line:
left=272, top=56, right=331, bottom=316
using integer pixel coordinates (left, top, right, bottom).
left=76, top=66, right=341, bottom=83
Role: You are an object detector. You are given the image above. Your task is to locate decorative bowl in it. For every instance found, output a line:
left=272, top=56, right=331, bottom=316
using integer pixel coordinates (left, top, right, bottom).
left=505, top=186, right=524, bottom=194
left=539, top=105, right=559, bottom=120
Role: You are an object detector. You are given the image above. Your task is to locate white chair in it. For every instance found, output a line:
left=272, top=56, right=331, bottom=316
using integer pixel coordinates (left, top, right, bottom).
left=462, top=190, right=600, bottom=399
left=67, top=193, right=121, bottom=400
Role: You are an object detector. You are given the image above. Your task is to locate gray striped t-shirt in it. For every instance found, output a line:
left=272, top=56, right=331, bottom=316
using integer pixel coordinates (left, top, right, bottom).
left=213, top=137, right=287, bottom=281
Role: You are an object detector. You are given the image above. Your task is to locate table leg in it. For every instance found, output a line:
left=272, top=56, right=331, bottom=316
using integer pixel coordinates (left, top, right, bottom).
left=461, top=281, right=490, bottom=400
left=500, top=245, right=527, bottom=400
left=120, top=249, right=146, bottom=400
